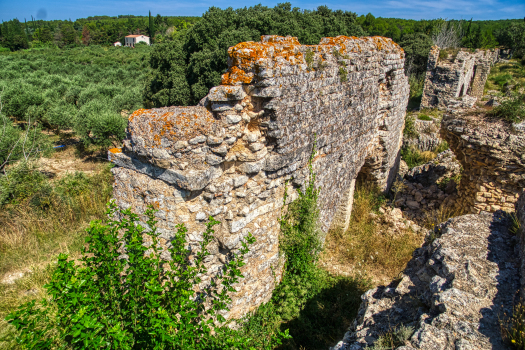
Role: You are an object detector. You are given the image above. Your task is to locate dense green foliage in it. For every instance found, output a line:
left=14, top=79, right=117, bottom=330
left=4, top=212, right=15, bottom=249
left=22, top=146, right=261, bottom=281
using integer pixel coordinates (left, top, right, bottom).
left=7, top=203, right=289, bottom=349
left=145, top=4, right=367, bottom=105
left=0, top=15, right=199, bottom=49
left=0, top=45, right=150, bottom=148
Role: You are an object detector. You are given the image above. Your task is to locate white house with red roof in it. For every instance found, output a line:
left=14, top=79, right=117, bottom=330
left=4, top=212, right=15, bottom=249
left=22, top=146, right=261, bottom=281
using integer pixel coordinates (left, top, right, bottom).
left=125, top=35, right=150, bottom=47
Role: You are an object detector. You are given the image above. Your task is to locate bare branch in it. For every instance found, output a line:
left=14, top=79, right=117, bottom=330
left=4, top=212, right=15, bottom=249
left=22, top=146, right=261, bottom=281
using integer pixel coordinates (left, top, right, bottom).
left=432, top=20, right=464, bottom=49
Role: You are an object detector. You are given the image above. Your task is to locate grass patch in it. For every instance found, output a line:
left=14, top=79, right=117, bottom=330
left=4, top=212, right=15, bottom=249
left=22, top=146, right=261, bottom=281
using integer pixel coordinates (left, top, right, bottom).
left=486, top=59, right=525, bottom=94
left=0, top=163, right=113, bottom=275
left=403, top=115, right=418, bottom=139
left=417, top=114, right=432, bottom=121
left=401, top=146, right=436, bottom=168
left=407, top=74, right=424, bottom=110
left=370, top=324, right=415, bottom=350
left=324, top=183, right=422, bottom=283
left=490, top=92, right=525, bottom=123
left=0, top=161, right=113, bottom=349
left=501, top=303, right=525, bottom=349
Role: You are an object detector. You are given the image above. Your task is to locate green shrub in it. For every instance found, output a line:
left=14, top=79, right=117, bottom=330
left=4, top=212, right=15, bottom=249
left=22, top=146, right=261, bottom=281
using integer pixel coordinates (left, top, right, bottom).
left=438, top=50, right=449, bottom=60
left=493, top=73, right=513, bottom=88
left=401, top=146, right=436, bottom=168
left=435, top=140, right=450, bottom=154
left=305, top=49, right=315, bottom=71
left=6, top=203, right=288, bottom=349
left=339, top=67, right=348, bottom=82
left=370, top=324, right=415, bottom=350
left=75, top=108, right=127, bottom=146
left=403, top=115, right=418, bottom=139
left=491, top=93, right=525, bottom=123
left=417, top=114, right=432, bottom=121
left=0, top=162, right=50, bottom=206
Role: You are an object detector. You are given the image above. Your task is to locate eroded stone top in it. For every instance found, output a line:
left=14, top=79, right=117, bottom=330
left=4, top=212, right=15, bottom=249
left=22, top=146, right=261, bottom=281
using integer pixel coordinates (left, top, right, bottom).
left=221, top=35, right=405, bottom=86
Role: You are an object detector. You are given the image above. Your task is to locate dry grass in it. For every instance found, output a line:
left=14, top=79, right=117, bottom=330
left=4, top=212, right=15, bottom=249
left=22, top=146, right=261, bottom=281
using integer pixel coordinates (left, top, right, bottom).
left=322, top=184, right=424, bottom=284
left=0, top=167, right=112, bottom=275
left=0, top=163, right=113, bottom=349
left=420, top=203, right=465, bottom=230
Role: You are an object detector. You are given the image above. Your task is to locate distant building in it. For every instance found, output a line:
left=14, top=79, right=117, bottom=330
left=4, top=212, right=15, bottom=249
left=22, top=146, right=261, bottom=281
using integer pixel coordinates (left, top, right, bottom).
left=114, top=41, right=122, bottom=47
left=125, top=35, right=150, bottom=47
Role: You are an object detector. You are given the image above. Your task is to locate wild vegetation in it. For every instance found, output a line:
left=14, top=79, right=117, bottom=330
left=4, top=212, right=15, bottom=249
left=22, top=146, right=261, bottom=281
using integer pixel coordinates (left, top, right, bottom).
left=1, top=4, right=524, bottom=349
left=0, top=44, right=150, bottom=171
left=323, top=183, right=423, bottom=284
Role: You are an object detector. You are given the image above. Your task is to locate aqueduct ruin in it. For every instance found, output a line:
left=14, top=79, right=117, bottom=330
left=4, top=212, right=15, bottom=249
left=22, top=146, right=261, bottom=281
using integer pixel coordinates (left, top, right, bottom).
left=109, top=35, right=409, bottom=318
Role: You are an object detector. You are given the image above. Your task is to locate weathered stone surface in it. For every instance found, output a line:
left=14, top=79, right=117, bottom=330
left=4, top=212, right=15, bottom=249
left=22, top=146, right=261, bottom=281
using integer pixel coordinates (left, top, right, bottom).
left=421, top=46, right=501, bottom=110
left=441, top=111, right=525, bottom=214
left=402, top=116, right=442, bottom=152
left=110, top=35, right=409, bottom=319
left=516, top=191, right=525, bottom=300
left=332, top=211, right=519, bottom=350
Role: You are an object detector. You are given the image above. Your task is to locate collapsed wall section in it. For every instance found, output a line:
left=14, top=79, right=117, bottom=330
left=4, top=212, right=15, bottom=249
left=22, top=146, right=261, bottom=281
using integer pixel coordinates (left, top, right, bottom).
left=441, top=111, right=525, bottom=214
left=421, top=46, right=500, bottom=110
left=109, top=35, right=409, bottom=318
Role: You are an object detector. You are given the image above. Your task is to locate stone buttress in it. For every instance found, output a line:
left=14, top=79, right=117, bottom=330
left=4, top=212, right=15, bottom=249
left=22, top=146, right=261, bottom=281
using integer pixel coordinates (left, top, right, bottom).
left=109, top=35, right=409, bottom=319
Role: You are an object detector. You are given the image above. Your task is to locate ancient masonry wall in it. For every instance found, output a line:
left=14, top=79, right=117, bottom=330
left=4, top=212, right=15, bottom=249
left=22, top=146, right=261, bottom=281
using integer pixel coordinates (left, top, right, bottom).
left=109, top=35, right=409, bottom=319
left=421, top=46, right=499, bottom=109
left=441, top=112, right=525, bottom=214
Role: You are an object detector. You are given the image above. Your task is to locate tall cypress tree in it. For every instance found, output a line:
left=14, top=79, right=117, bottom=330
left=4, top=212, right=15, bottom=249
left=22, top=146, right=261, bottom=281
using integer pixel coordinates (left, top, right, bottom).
left=148, top=11, right=155, bottom=42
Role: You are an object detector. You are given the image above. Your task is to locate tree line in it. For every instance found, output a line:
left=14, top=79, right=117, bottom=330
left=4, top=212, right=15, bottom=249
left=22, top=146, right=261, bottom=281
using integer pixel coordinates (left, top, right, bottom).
left=0, top=15, right=200, bottom=51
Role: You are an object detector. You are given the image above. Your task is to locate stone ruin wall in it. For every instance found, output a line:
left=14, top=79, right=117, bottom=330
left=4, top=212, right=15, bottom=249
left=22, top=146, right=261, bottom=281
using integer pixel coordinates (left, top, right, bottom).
left=421, top=46, right=500, bottom=110
left=441, top=111, right=525, bottom=214
left=109, top=35, right=409, bottom=319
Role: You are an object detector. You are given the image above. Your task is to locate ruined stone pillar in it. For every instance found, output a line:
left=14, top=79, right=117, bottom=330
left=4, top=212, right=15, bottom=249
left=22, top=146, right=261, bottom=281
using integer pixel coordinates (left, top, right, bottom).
left=109, top=35, right=409, bottom=319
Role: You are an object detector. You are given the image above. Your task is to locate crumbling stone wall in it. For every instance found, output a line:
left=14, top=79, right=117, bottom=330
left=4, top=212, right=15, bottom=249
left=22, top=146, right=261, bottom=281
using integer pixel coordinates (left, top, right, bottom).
left=109, top=35, right=409, bottom=318
left=441, top=111, right=525, bottom=214
left=421, top=46, right=499, bottom=109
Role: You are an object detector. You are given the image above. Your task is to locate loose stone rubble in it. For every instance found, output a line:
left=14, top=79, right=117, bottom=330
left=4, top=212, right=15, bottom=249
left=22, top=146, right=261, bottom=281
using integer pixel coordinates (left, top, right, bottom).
left=421, top=46, right=500, bottom=110
left=394, top=150, right=462, bottom=220
left=441, top=111, right=525, bottom=214
left=331, top=209, right=520, bottom=350
left=109, top=35, right=409, bottom=318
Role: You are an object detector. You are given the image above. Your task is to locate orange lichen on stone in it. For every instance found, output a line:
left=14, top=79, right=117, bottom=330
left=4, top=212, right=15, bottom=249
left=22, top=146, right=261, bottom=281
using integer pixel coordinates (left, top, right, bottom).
left=129, top=107, right=218, bottom=148
left=109, top=147, right=122, bottom=154
left=129, top=108, right=146, bottom=122
left=221, top=66, right=253, bottom=85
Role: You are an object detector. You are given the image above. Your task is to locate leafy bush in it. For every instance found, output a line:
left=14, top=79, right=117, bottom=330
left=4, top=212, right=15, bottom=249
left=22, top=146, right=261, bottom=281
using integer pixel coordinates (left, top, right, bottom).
left=7, top=203, right=288, bottom=349
left=75, top=109, right=127, bottom=146
left=339, top=67, right=348, bottom=82
left=0, top=162, right=49, bottom=206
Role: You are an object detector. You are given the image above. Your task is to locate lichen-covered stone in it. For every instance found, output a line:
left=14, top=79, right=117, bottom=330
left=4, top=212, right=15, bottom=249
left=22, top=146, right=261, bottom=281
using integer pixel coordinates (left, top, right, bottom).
left=110, top=35, right=409, bottom=319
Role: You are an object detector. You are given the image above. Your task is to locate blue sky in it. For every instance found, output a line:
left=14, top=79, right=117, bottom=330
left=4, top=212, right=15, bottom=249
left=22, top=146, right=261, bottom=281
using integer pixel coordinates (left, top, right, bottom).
left=1, top=0, right=524, bottom=22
